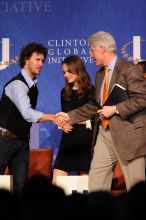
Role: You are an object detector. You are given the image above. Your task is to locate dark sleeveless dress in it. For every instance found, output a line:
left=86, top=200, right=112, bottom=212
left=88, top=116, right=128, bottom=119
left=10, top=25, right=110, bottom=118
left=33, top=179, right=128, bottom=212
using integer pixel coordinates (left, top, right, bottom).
left=53, top=86, right=95, bottom=172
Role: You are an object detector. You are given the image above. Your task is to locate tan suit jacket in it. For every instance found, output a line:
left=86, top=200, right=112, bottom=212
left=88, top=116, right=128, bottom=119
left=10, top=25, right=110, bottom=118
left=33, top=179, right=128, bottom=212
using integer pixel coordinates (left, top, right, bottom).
left=68, top=58, right=146, bottom=161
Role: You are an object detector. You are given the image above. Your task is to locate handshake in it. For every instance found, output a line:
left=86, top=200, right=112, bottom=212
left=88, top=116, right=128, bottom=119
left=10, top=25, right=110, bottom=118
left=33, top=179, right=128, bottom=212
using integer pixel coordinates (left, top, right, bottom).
left=53, top=112, right=73, bottom=133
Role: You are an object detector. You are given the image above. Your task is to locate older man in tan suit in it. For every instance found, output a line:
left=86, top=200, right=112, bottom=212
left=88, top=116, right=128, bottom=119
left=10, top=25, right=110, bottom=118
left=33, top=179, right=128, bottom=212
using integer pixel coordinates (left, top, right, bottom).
left=55, top=31, right=146, bottom=192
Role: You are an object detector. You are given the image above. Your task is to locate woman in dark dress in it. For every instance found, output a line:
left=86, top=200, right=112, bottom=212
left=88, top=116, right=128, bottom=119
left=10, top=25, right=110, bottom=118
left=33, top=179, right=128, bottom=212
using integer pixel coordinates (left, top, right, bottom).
left=52, top=55, right=95, bottom=185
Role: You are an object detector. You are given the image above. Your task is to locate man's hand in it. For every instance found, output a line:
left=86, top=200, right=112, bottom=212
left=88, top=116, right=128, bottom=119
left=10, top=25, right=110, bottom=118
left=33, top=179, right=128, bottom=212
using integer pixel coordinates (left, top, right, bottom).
left=97, top=105, right=118, bottom=118
left=53, top=112, right=70, bottom=127
left=62, top=122, right=73, bottom=133
left=53, top=112, right=73, bottom=133
left=56, top=112, right=70, bottom=120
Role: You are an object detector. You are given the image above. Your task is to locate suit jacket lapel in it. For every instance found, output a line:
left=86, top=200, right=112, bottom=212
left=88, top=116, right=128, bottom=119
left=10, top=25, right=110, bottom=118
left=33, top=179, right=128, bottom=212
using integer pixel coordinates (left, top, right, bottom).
left=95, top=67, right=104, bottom=102
left=109, top=58, right=121, bottom=92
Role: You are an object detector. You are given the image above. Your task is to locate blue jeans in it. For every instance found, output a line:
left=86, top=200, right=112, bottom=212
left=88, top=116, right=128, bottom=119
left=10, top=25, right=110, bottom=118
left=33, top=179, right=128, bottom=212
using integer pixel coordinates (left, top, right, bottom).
left=0, top=134, right=29, bottom=193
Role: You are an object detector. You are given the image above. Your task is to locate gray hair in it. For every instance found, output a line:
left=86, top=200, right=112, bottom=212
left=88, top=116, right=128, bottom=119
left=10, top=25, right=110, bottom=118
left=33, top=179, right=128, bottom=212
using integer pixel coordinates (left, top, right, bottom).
left=88, top=31, right=117, bottom=53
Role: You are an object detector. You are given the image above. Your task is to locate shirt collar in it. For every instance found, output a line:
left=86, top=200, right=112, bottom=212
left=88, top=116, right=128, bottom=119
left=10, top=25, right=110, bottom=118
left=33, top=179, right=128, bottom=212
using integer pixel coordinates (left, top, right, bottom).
left=21, top=69, right=37, bottom=88
left=107, top=55, right=117, bottom=71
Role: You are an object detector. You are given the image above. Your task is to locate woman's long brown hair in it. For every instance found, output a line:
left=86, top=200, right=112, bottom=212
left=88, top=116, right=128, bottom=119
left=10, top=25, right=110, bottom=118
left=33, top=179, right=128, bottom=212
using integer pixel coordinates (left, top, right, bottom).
left=62, top=55, right=92, bottom=100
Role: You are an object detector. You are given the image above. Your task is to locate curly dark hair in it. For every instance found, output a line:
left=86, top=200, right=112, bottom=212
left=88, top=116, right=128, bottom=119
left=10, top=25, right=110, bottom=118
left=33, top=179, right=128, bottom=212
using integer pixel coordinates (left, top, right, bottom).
left=62, top=55, right=93, bottom=100
left=19, top=42, right=48, bottom=68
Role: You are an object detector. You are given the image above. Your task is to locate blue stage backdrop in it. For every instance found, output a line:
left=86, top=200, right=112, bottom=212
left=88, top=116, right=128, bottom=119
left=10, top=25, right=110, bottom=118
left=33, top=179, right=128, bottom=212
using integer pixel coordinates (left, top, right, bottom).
left=0, top=0, right=146, bottom=161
